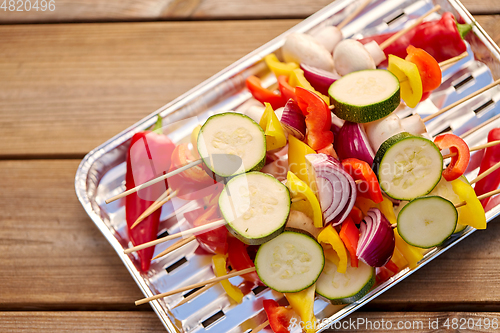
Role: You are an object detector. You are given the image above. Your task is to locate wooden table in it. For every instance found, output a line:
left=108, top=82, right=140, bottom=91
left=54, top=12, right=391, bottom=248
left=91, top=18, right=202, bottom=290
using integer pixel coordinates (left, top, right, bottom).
left=1, top=1, right=500, bottom=332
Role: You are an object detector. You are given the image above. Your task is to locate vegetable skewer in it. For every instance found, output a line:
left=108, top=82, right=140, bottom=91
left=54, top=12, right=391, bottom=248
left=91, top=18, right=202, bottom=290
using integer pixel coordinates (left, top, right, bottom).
left=124, top=139, right=500, bottom=255
left=138, top=182, right=500, bottom=305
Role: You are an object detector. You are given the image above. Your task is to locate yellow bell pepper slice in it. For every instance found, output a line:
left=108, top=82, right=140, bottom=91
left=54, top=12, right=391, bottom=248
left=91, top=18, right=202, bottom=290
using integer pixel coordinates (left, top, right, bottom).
left=264, top=53, right=299, bottom=78
left=286, top=171, right=323, bottom=228
left=191, top=125, right=202, bottom=159
left=388, top=55, right=423, bottom=108
left=288, top=135, right=316, bottom=185
left=355, top=197, right=377, bottom=216
left=285, top=284, right=317, bottom=333
left=317, top=225, right=348, bottom=273
left=288, top=68, right=330, bottom=105
left=212, top=254, right=244, bottom=303
left=259, top=102, right=287, bottom=151
left=323, top=246, right=340, bottom=266
left=451, top=179, right=487, bottom=230
left=378, top=196, right=397, bottom=226
left=391, top=246, right=409, bottom=270
left=394, top=229, right=423, bottom=269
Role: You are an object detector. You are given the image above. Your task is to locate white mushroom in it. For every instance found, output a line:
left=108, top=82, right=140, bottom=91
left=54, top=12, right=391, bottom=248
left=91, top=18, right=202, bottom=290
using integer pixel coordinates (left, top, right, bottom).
left=242, top=105, right=265, bottom=124
left=285, top=210, right=321, bottom=239
left=282, top=33, right=335, bottom=72
left=333, top=39, right=376, bottom=76
left=262, top=155, right=289, bottom=182
left=364, top=114, right=404, bottom=152
left=365, top=113, right=431, bottom=152
left=310, top=26, right=344, bottom=53
left=363, top=40, right=387, bottom=66
left=400, top=114, right=428, bottom=136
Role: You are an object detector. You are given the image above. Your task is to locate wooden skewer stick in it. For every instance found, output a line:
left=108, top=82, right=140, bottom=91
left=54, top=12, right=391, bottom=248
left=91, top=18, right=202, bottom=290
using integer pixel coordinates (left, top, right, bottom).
left=173, top=280, right=218, bottom=309
left=337, top=0, right=372, bottom=30
left=251, top=320, right=270, bottom=333
left=105, top=159, right=203, bottom=204
left=135, top=267, right=256, bottom=305
left=379, top=5, right=441, bottom=50
left=477, top=188, right=500, bottom=201
left=442, top=140, right=500, bottom=159
left=152, top=235, right=196, bottom=260
left=130, top=189, right=176, bottom=229
left=438, top=51, right=468, bottom=68
left=470, top=160, right=500, bottom=185
left=423, top=78, right=500, bottom=122
left=461, top=113, right=500, bottom=138
left=124, top=219, right=226, bottom=254
left=173, top=268, right=236, bottom=308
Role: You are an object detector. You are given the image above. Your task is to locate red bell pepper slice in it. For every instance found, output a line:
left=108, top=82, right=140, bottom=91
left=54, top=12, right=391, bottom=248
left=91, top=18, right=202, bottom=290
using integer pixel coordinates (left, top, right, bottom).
left=263, top=299, right=294, bottom=333
left=348, top=206, right=364, bottom=225
left=341, top=158, right=383, bottom=204
left=384, top=260, right=400, bottom=275
left=246, top=75, right=286, bottom=110
left=339, top=217, right=359, bottom=268
left=358, top=12, right=471, bottom=64
left=375, top=266, right=396, bottom=284
left=434, top=134, right=470, bottom=181
left=474, top=128, right=500, bottom=209
left=168, top=143, right=224, bottom=201
left=406, top=45, right=442, bottom=92
left=227, top=237, right=261, bottom=285
left=295, top=86, right=334, bottom=150
left=184, top=205, right=228, bottom=255
left=278, top=75, right=296, bottom=102
left=125, top=118, right=176, bottom=272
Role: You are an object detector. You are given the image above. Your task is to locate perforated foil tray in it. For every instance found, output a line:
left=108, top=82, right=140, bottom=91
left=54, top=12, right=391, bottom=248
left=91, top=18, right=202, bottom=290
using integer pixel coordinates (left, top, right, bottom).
left=75, top=0, right=500, bottom=332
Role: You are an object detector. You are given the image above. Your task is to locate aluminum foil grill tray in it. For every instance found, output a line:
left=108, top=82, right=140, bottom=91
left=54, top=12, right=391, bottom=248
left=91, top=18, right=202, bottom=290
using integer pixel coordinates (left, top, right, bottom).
left=75, top=0, right=500, bottom=332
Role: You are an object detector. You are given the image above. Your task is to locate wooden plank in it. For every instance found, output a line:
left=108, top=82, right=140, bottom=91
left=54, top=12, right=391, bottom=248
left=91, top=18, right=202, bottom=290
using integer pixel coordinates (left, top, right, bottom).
left=2, top=311, right=500, bottom=332
left=0, top=0, right=497, bottom=23
left=0, top=160, right=143, bottom=309
left=1, top=16, right=500, bottom=158
left=0, top=20, right=299, bottom=157
left=2, top=159, right=500, bottom=310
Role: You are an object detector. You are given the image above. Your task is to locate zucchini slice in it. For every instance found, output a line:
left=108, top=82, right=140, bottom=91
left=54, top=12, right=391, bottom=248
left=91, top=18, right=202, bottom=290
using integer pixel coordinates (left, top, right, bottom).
left=373, top=132, right=443, bottom=200
left=219, top=172, right=290, bottom=245
left=429, top=177, right=467, bottom=233
left=328, top=69, right=400, bottom=123
left=197, top=112, right=266, bottom=177
left=255, top=231, right=325, bottom=293
left=316, top=259, right=374, bottom=304
left=397, top=196, right=458, bottom=248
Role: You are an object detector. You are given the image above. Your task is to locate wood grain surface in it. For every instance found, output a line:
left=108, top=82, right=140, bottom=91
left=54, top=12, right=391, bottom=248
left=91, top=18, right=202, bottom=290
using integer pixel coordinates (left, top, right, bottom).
left=0, top=0, right=497, bottom=23
left=0, top=16, right=499, bottom=158
left=2, top=0, right=500, bottom=331
left=2, top=311, right=500, bottom=332
left=1, top=159, right=500, bottom=312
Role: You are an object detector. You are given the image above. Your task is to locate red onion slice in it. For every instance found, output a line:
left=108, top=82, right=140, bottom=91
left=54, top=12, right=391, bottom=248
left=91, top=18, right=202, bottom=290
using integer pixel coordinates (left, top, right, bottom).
left=305, top=153, right=357, bottom=226
left=335, top=121, right=375, bottom=165
left=301, top=63, right=340, bottom=95
left=357, top=208, right=395, bottom=267
left=279, top=99, right=306, bottom=140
